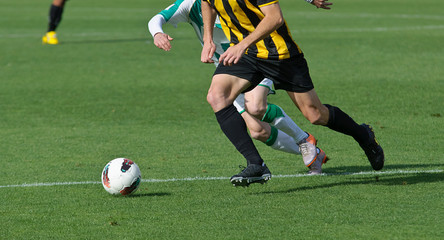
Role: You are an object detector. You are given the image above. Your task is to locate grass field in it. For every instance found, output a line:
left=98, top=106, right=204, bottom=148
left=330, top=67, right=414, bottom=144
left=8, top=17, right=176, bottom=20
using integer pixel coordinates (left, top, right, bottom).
left=1, top=0, right=443, bottom=239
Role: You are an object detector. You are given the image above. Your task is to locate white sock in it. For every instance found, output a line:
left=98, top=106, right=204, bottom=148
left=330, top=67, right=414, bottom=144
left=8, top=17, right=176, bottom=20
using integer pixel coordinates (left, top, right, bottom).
left=233, top=94, right=246, bottom=114
left=270, top=106, right=308, bottom=143
left=270, top=129, right=301, bottom=154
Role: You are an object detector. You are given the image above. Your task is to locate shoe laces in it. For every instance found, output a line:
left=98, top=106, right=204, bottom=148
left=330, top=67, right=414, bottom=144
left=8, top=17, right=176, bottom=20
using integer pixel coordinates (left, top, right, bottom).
left=299, top=141, right=310, bottom=156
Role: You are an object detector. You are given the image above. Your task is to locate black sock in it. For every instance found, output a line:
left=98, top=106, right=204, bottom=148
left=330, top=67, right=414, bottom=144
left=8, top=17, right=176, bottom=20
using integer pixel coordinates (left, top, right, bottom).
left=48, top=4, right=64, bottom=32
left=215, top=104, right=263, bottom=165
left=324, top=104, right=369, bottom=144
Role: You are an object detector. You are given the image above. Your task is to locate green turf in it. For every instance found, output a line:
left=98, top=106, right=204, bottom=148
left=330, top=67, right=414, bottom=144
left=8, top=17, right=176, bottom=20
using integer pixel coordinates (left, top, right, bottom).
left=0, top=0, right=443, bottom=239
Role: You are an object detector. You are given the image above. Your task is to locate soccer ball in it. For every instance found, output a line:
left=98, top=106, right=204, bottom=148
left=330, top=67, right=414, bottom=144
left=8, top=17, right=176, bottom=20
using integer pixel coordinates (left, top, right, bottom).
left=101, top=158, right=142, bottom=195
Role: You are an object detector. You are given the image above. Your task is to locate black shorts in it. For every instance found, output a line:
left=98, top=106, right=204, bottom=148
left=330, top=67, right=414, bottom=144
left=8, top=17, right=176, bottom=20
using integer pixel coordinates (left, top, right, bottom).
left=214, top=54, right=314, bottom=93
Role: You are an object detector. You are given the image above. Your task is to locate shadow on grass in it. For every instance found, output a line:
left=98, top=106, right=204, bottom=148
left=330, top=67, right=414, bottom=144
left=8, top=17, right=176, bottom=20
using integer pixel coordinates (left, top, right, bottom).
left=324, top=163, right=444, bottom=174
left=127, top=192, right=171, bottom=198
left=256, top=172, right=444, bottom=195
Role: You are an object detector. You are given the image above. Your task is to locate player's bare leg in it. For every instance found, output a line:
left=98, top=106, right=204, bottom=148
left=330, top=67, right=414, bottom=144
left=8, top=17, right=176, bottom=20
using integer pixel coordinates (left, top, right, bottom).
left=287, top=89, right=384, bottom=170
left=207, top=74, right=271, bottom=186
left=239, top=81, right=328, bottom=173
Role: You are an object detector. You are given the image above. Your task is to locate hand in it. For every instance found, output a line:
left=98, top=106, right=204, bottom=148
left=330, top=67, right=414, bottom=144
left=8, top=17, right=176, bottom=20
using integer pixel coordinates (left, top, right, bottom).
left=201, top=41, right=216, bottom=64
left=312, top=0, right=333, bottom=10
left=219, top=44, right=246, bottom=66
left=153, top=32, right=174, bottom=51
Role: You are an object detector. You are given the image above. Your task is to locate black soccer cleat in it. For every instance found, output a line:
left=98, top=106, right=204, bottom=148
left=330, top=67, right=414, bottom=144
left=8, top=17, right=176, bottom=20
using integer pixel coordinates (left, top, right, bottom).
left=359, top=124, right=385, bottom=171
left=230, top=164, right=271, bottom=187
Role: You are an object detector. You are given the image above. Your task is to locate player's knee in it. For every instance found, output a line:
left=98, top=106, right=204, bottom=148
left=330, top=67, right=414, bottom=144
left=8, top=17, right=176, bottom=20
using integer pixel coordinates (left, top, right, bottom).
left=206, top=90, right=228, bottom=112
left=249, top=128, right=269, bottom=142
left=206, top=91, right=218, bottom=108
left=245, top=103, right=267, bottom=119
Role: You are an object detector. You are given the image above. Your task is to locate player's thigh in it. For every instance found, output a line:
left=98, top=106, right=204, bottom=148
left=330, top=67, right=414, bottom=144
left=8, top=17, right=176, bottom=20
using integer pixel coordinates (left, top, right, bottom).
left=287, top=89, right=328, bottom=124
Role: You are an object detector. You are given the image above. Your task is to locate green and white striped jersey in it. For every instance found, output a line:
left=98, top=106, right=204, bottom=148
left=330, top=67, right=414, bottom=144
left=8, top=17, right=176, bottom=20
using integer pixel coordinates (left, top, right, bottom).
left=151, top=0, right=230, bottom=63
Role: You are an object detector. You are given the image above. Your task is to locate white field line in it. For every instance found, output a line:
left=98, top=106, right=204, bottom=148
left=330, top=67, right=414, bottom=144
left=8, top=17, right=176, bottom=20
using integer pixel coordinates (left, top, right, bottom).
left=332, top=13, right=444, bottom=21
left=1, top=25, right=444, bottom=39
left=0, top=169, right=442, bottom=188
left=292, top=25, right=444, bottom=33
left=291, top=12, right=444, bottom=21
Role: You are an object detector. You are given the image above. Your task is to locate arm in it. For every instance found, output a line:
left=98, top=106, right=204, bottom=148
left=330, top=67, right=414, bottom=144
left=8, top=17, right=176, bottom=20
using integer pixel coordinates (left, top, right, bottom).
left=219, top=3, right=284, bottom=66
left=148, top=14, right=174, bottom=51
left=148, top=0, right=193, bottom=51
left=200, top=0, right=217, bottom=63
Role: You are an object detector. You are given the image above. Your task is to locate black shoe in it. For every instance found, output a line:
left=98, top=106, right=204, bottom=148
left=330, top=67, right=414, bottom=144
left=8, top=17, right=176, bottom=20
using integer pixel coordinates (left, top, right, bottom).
left=230, top=164, right=271, bottom=187
left=359, top=124, right=385, bottom=170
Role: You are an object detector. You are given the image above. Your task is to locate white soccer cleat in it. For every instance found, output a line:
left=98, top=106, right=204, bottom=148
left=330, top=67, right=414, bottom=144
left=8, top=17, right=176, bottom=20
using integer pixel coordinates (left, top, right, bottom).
left=308, top=148, right=329, bottom=175
left=298, top=132, right=318, bottom=166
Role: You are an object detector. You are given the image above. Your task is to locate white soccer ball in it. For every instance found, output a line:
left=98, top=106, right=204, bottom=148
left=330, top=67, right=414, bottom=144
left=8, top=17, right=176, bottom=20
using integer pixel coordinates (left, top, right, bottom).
left=101, top=158, right=142, bottom=195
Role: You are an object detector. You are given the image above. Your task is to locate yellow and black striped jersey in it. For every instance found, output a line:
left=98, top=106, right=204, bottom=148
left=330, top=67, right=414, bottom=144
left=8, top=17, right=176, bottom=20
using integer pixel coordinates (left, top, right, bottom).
left=204, top=0, right=302, bottom=60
